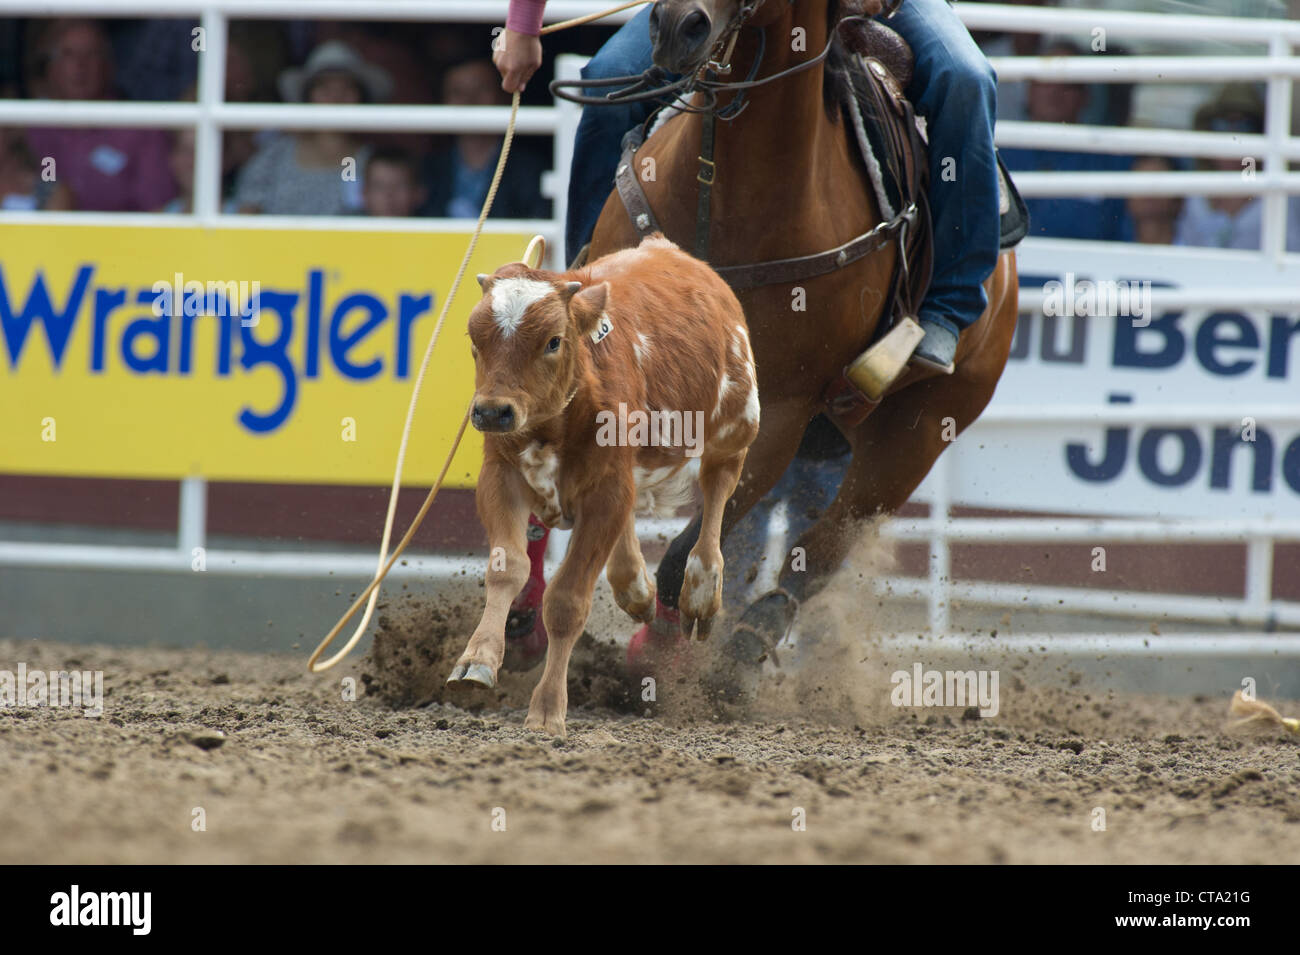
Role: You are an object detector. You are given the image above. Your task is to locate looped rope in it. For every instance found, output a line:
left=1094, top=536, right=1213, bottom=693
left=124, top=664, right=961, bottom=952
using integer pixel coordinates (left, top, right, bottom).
left=308, top=1, right=654, bottom=674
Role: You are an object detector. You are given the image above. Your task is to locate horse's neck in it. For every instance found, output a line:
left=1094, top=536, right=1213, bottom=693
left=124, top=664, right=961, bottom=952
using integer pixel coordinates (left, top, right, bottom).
left=704, top=11, right=837, bottom=190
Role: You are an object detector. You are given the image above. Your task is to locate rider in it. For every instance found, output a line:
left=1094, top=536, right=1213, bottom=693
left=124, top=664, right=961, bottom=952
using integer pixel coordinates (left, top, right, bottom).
left=495, top=0, right=1002, bottom=374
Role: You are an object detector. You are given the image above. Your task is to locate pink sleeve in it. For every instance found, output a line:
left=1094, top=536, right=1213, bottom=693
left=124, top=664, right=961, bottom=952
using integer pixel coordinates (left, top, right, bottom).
left=506, top=0, right=546, bottom=36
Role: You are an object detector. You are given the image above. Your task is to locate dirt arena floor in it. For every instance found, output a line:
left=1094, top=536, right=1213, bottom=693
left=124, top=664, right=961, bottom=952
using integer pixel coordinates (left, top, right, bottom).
left=3, top=578, right=1299, bottom=864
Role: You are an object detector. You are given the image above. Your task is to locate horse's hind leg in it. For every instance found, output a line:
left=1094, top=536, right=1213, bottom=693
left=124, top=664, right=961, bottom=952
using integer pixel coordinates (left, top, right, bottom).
left=774, top=258, right=1018, bottom=608
left=709, top=347, right=1009, bottom=705
left=779, top=363, right=1005, bottom=611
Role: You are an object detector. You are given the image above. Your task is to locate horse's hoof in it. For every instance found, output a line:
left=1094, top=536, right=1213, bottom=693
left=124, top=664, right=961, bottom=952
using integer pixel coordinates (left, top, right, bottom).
left=735, top=589, right=799, bottom=648
left=703, top=590, right=798, bottom=706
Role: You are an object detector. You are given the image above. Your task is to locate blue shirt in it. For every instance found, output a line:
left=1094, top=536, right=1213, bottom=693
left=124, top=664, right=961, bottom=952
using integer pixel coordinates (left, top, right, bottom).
left=1000, top=147, right=1134, bottom=242
left=446, top=148, right=499, bottom=219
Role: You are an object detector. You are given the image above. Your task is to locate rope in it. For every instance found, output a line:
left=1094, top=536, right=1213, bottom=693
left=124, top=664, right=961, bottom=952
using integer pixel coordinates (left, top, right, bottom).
left=308, top=0, right=654, bottom=674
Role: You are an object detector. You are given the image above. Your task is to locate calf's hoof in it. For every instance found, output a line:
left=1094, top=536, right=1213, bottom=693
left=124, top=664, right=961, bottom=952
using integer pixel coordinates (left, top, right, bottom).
left=446, top=662, right=496, bottom=688
left=523, top=706, right=566, bottom=738
left=679, top=555, right=722, bottom=638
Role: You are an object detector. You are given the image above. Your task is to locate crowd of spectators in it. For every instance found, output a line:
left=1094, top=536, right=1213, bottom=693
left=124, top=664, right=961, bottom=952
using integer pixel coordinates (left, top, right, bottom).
left=0, top=7, right=1296, bottom=253
left=987, top=28, right=1300, bottom=252
left=0, top=16, right=556, bottom=220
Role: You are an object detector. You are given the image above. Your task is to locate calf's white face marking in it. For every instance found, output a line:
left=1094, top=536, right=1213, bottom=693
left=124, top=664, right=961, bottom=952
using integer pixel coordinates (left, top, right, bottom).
left=491, top=278, right=553, bottom=337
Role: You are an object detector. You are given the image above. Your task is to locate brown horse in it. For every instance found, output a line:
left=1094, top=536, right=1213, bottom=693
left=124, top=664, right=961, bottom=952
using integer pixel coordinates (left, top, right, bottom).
left=586, top=0, right=1019, bottom=695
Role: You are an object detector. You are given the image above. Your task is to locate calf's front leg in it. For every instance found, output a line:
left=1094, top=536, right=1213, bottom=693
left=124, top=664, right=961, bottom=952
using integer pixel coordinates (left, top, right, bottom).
left=606, top=512, right=655, bottom=623
left=680, top=449, right=747, bottom=638
left=525, top=480, right=632, bottom=737
left=448, top=460, right=532, bottom=688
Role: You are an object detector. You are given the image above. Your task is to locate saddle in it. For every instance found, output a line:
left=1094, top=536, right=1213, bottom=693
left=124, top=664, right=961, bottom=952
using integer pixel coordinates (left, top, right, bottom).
left=839, top=18, right=1029, bottom=339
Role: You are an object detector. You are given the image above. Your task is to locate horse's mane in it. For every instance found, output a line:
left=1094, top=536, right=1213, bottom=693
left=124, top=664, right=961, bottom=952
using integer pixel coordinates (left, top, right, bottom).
left=822, top=0, right=851, bottom=121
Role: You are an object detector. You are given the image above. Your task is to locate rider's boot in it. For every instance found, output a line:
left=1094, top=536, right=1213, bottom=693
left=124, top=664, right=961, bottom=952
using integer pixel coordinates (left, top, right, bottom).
left=910, top=313, right=960, bottom=374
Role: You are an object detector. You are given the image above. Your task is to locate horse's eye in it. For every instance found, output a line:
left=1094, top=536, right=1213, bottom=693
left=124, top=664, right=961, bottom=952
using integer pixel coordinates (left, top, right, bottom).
left=546, top=336, right=562, bottom=353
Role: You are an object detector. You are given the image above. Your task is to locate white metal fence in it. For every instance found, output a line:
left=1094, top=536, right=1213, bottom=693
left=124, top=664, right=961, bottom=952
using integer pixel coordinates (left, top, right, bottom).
left=2, top=1, right=1298, bottom=643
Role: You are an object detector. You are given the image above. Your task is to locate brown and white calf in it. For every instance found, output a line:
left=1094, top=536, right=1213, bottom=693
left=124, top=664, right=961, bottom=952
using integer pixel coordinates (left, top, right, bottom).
left=446, top=235, right=760, bottom=736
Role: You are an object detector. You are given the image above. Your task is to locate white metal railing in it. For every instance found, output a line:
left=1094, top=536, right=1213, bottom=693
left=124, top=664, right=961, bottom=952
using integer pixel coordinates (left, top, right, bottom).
left=2, top=1, right=1298, bottom=641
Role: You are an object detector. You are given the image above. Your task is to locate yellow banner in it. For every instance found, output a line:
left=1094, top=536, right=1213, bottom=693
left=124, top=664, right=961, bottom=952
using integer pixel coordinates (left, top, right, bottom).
left=0, top=225, right=535, bottom=486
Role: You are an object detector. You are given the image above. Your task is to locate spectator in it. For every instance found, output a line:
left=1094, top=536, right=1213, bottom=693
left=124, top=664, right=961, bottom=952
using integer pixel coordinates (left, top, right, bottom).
left=0, top=127, right=72, bottom=210
left=23, top=19, right=175, bottom=211
left=999, top=40, right=1132, bottom=242
left=110, top=19, right=198, bottom=102
left=159, top=127, right=237, bottom=214
left=176, top=25, right=289, bottom=211
left=234, top=41, right=390, bottom=215
left=363, top=147, right=426, bottom=217
left=1173, top=83, right=1300, bottom=252
left=1126, top=155, right=1183, bottom=245
left=420, top=58, right=550, bottom=220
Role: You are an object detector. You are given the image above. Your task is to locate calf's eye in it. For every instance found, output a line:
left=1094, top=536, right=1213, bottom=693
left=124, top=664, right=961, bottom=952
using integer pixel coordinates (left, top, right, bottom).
left=546, top=336, right=562, bottom=353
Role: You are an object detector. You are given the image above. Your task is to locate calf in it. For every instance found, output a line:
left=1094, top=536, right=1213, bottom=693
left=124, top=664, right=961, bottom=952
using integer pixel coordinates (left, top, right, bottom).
left=446, top=235, right=760, bottom=736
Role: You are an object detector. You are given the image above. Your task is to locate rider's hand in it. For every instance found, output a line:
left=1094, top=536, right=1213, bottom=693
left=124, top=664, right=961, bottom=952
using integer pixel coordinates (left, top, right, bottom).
left=494, top=28, right=543, bottom=93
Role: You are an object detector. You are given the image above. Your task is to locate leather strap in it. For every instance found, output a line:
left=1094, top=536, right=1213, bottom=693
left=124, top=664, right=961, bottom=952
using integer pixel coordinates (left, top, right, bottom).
left=715, top=204, right=915, bottom=292
left=695, top=111, right=716, bottom=260
left=615, top=132, right=660, bottom=240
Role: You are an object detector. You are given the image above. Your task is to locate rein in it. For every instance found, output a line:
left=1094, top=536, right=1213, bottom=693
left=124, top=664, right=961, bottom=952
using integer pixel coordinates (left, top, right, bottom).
left=548, top=12, right=866, bottom=110
left=566, top=4, right=917, bottom=286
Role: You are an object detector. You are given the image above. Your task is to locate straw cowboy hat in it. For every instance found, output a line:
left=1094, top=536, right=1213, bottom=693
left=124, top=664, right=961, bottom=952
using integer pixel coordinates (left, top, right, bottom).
left=278, top=41, right=392, bottom=103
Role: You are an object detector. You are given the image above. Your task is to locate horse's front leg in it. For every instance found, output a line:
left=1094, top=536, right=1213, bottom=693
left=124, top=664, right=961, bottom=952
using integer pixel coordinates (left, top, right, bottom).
left=447, top=460, right=531, bottom=688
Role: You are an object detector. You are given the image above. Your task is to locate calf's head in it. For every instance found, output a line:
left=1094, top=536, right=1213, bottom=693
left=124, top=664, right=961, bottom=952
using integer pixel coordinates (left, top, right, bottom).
left=468, top=264, right=609, bottom=435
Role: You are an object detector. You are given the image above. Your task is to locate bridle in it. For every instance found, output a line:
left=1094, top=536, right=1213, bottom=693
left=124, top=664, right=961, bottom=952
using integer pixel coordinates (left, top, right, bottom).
left=549, top=1, right=869, bottom=116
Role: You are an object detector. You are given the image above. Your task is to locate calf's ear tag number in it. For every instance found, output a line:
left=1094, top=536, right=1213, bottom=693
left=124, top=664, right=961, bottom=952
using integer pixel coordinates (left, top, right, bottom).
left=591, top=314, right=613, bottom=343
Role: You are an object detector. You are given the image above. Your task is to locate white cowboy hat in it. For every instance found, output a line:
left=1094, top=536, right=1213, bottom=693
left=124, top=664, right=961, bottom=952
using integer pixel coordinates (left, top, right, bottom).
left=278, top=41, right=393, bottom=103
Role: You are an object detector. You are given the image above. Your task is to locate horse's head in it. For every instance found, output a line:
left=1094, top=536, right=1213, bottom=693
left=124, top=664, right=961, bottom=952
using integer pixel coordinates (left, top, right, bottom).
left=649, top=0, right=755, bottom=75
left=649, top=0, right=889, bottom=75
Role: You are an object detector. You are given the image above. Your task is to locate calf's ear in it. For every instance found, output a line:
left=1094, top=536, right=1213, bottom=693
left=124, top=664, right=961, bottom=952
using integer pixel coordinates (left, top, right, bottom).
left=567, top=281, right=609, bottom=337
